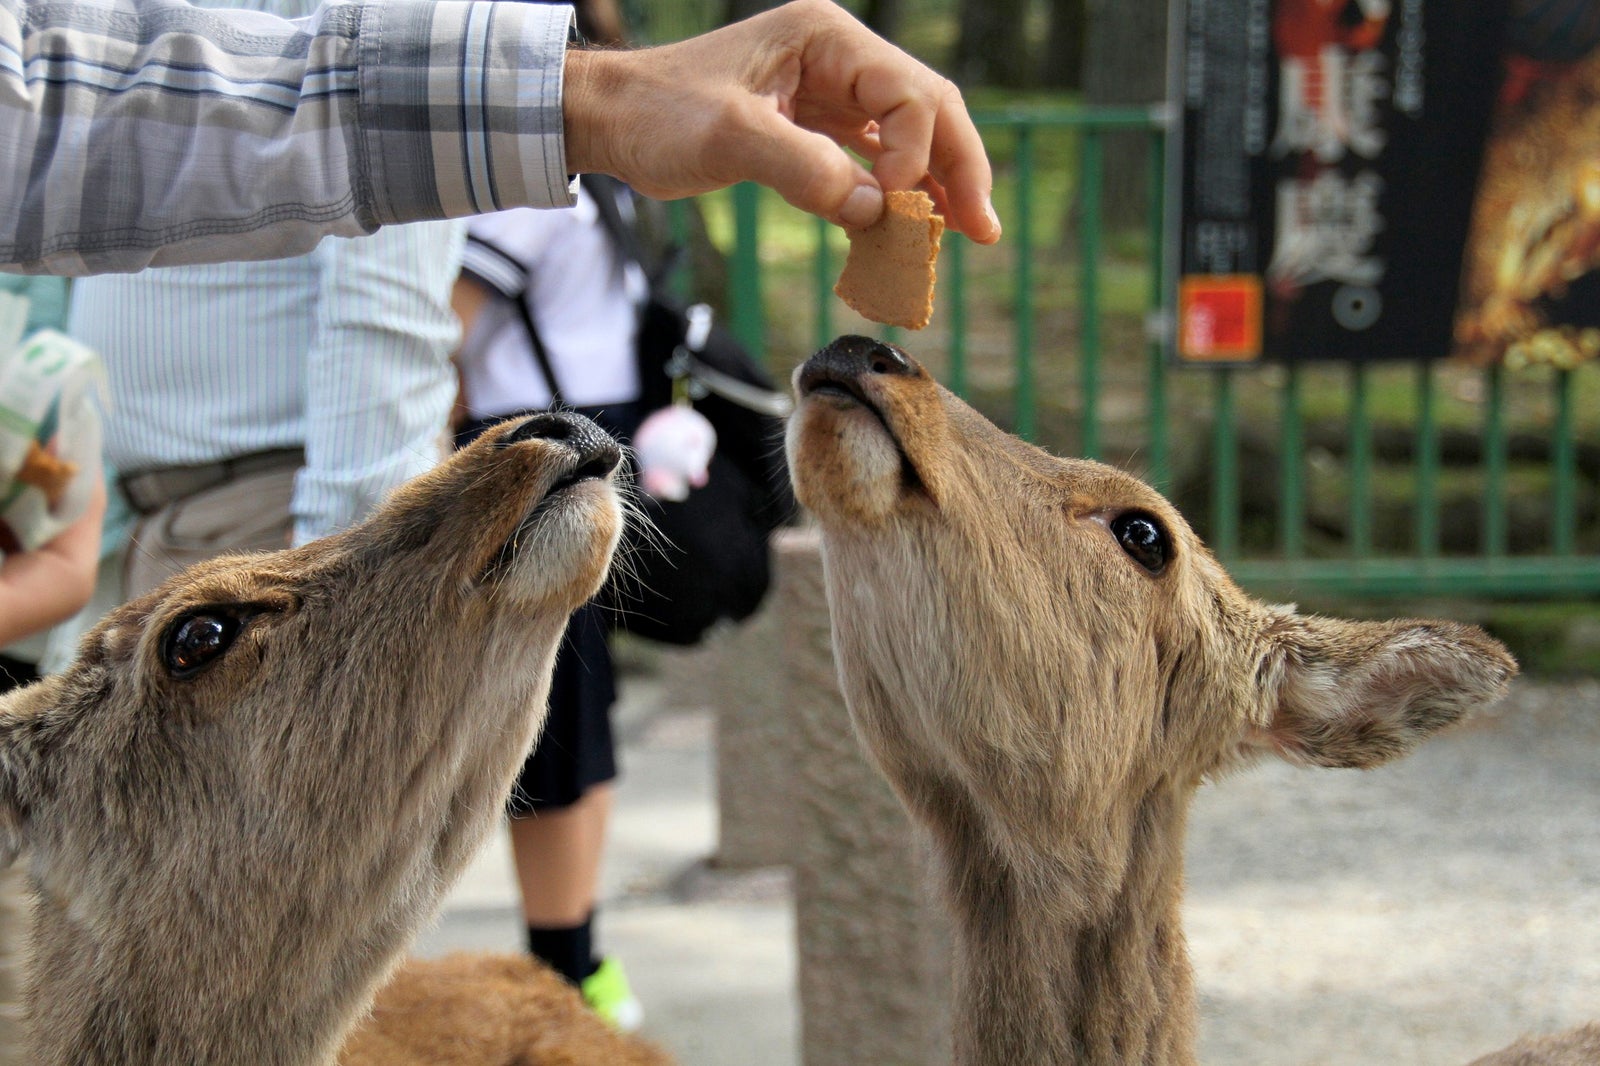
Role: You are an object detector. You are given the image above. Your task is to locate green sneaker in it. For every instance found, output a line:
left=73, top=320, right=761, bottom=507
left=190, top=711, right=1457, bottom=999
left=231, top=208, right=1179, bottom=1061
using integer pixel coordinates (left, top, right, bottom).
left=581, top=956, right=644, bottom=1033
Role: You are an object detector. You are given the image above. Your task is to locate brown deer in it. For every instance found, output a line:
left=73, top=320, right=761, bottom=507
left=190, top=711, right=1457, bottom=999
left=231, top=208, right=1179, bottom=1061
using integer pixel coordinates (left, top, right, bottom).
left=785, top=335, right=1520, bottom=1066
left=0, top=411, right=626, bottom=1066
left=338, top=953, right=672, bottom=1066
left=1466, top=1024, right=1600, bottom=1066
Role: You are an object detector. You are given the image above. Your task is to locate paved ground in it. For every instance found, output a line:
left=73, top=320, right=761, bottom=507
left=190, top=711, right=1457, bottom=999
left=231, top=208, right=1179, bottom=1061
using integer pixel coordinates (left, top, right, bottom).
left=1187, top=678, right=1600, bottom=1065
left=415, top=669, right=801, bottom=1066
left=420, top=668, right=1600, bottom=1066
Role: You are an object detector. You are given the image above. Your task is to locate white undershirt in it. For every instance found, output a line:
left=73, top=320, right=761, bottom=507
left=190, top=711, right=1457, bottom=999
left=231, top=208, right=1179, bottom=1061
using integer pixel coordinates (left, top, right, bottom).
left=457, top=189, right=647, bottom=414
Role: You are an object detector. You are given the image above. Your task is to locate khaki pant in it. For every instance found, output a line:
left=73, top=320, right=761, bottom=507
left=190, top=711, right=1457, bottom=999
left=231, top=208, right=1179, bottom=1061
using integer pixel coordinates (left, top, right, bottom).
left=122, top=457, right=298, bottom=600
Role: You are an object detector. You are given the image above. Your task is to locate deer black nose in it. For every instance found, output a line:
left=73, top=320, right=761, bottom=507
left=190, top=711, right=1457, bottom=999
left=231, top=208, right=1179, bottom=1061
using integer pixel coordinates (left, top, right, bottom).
left=798, top=335, right=921, bottom=397
left=498, top=412, right=620, bottom=467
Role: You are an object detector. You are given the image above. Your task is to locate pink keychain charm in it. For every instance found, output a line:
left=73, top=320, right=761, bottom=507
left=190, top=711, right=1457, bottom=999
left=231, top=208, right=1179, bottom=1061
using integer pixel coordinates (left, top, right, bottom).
left=632, top=403, right=717, bottom=501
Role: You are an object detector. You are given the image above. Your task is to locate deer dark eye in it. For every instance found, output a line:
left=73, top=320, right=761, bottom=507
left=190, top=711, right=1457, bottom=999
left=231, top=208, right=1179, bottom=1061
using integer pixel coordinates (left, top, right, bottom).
left=1110, top=512, right=1169, bottom=574
left=163, top=613, right=242, bottom=678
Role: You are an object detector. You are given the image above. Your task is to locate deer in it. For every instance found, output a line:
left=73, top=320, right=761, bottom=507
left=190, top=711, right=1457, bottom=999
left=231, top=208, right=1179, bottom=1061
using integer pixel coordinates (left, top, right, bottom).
left=0, top=411, right=629, bottom=1066
left=338, top=952, right=672, bottom=1066
left=784, top=334, right=1526, bottom=1065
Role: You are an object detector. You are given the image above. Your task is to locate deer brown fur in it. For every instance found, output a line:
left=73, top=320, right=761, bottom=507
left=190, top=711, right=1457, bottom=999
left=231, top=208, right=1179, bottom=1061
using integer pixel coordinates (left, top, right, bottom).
left=1467, top=1024, right=1600, bottom=1066
left=785, top=336, right=1519, bottom=1066
left=0, top=411, right=626, bottom=1066
left=339, top=953, right=672, bottom=1066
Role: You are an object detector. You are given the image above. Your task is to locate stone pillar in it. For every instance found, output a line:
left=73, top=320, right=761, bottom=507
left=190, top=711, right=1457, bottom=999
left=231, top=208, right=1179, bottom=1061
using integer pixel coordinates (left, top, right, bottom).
left=716, top=526, right=953, bottom=1066
left=705, top=551, right=793, bottom=871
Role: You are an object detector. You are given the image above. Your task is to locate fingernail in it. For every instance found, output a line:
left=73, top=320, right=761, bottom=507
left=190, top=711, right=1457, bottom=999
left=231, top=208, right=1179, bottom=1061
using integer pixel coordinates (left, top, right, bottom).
left=839, top=184, right=883, bottom=229
left=984, top=198, right=1002, bottom=239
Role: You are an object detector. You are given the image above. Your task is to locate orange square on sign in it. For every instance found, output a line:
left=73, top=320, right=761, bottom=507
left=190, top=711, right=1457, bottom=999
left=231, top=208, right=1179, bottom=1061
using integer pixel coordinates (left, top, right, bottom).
left=1178, top=275, right=1263, bottom=361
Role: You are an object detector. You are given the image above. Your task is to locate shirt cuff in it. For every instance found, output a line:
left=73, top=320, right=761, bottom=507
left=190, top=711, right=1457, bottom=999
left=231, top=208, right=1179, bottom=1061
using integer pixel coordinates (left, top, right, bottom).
left=357, top=0, right=579, bottom=225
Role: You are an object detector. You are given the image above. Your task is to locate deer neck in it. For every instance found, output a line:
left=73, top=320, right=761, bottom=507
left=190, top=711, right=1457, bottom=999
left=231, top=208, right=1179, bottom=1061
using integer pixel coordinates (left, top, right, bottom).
left=940, top=782, right=1197, bottom=1066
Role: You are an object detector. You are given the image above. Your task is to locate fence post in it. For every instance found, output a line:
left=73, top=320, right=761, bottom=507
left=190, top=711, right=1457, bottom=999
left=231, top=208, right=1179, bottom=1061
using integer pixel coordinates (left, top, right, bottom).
left=813, top=216, right=833, bottom=352
left=948, top=236, right=968, bottom=397
left=1014, top=123, right=1036, bottom=440
left=1415, top=359, right=1441, bottom=557
left=1553, top=370, right=1577, bottom=555
left=1145, top=126, right=1170, bottom=493
left=1279, top=361, right=1305, bottom=559
left=766, top=529, right=955, bottom=1066
left=730, top=182, right=765, bottom=364
left=1483, top=364, right=1508, bottom=556
left=1211, top=367, right=1239, bottom=559
left=1078, top=129, right=1103, bottom=460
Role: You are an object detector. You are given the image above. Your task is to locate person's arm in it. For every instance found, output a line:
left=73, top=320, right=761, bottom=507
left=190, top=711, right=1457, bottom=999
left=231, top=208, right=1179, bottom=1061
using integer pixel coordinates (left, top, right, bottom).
left=0, top=479, right=106, bottom=646
left=0, top=0, right=576, bottom=274
left=293, top=221, right=464, bottom=544
left=451, top=275, right=493, bottom=342
left=1, top=0, right=995, bottom=275
left=448, top=274, right=493, bottom=433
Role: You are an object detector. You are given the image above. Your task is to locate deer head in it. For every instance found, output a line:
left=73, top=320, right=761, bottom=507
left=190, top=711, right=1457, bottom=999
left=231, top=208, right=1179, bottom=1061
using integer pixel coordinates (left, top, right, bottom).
left=786, top=335, right=1516, bottom=1064
left=0, top=411, right=624, bottom=1066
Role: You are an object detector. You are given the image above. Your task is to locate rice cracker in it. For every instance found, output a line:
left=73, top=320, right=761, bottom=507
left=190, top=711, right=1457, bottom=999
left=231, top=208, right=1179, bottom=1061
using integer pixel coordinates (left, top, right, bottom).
left=834, top=189, right=944, bottom=330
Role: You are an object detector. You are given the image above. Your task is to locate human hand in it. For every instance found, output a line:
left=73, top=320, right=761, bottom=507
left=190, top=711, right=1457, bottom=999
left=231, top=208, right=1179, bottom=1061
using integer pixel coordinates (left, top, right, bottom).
left=0, top=477, right=105, bottom=647
left=563, top=0, right=1000, bottom=243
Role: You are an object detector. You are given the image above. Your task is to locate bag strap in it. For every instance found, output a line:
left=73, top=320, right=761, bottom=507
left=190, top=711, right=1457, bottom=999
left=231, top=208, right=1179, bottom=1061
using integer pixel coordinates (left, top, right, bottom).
left=460, top=230, right=568, bottom=407
left=513, top=285, right=567, bottom=408
left=582, top=174, right=680, bottom=289
left=580, top=175, right=793, bottom=419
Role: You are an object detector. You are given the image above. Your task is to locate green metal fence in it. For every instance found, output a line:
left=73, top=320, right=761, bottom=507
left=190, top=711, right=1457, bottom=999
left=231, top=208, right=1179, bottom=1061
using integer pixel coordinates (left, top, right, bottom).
left=696, top=106, right=1600, bottom=601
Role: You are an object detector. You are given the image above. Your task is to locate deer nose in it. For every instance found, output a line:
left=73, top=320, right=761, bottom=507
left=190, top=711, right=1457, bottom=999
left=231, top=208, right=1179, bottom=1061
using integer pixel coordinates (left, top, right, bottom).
left=498, top=412, right=620, bottom=466
left=798, top=335, right=920, bottom=396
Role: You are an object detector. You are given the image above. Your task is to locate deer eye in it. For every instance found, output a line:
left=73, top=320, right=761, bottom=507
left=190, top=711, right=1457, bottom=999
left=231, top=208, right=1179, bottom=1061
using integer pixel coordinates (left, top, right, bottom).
left=163, top=612, right=242, bottom=678
left=1110, top=512, right=1169, bottom=574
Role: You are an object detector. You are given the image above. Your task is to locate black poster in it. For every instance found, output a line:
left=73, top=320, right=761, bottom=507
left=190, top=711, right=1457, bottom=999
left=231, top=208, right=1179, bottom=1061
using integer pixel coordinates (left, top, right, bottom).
left=1166, top=0, right=1600, bottom=364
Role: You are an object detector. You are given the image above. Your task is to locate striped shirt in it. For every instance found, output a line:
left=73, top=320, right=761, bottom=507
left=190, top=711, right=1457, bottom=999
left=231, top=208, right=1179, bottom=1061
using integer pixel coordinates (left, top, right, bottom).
left=0, top=0, right=576, bottom=275
left=68, top=0, right=466, bottom=547
left=69, top=215, right=465, bottom=543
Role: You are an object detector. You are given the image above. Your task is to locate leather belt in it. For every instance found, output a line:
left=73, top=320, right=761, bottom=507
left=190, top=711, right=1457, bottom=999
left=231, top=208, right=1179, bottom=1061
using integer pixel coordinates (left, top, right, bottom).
left=119, top=448, right=303, bottom=515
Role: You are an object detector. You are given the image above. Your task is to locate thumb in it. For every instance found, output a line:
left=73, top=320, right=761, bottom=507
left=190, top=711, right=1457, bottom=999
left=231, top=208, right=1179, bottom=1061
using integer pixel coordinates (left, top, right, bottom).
left=733, top=106, right=885, bottom=229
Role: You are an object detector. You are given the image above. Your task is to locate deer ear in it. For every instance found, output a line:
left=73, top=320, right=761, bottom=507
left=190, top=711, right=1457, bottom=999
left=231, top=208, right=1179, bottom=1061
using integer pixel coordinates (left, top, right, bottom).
left=1248, top=613, right=1517, bottom=769
left=0, top=681, right=57, bottom=868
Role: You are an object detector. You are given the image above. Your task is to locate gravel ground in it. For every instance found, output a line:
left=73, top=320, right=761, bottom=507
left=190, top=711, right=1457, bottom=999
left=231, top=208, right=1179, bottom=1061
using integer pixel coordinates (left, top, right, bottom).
left=1186, top=679, right=1600, bottom=1065
left=428, top=676, right=1597, bottom=1066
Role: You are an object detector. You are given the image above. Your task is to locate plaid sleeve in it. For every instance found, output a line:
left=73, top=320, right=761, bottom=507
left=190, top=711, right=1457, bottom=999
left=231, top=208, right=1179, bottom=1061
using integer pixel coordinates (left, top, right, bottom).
left=359, top=0, right=577, bottom=226
left=0, top=0, right=576, bottom=274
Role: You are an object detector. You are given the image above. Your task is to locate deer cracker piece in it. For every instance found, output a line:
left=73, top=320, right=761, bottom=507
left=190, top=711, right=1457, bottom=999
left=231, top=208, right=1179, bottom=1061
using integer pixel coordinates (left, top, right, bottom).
left=834, top=190, right=944, bottom=330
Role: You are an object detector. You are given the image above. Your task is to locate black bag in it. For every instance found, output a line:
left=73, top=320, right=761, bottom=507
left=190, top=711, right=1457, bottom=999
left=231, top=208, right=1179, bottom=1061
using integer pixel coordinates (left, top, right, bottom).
left=520, top=177, right=794, bottom=646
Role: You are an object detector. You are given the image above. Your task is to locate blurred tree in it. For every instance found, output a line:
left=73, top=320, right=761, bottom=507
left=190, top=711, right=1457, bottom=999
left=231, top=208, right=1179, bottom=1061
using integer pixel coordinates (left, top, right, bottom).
left=864, top=0, right=902, bottom=39
left=577, top=0, right=627, bottom=44
left=1081, top=0, right=1167, bottom=229
left=1039, top=0, right=1085, bottom=88
left=954, top=0, right=1033, bottom=87
left=722, top=0, right=782, bottom=23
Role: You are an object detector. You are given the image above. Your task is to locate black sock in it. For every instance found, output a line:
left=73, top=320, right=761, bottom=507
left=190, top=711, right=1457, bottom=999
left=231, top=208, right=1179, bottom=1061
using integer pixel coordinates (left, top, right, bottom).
left=526, top=914, right=598, bottom=986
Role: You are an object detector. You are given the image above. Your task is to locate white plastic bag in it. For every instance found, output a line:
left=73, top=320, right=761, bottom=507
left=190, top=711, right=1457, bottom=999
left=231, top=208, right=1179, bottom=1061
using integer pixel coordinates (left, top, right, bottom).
left=0, top=292, right=106, bottom=555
